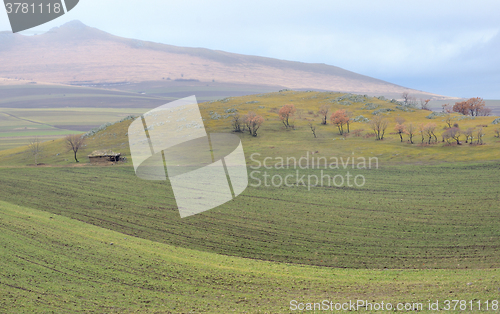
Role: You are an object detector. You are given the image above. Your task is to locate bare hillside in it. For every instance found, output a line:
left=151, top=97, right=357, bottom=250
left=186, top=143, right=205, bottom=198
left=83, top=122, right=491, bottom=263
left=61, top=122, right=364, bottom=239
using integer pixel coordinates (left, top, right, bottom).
left=0, top=20, right=449, bottom=99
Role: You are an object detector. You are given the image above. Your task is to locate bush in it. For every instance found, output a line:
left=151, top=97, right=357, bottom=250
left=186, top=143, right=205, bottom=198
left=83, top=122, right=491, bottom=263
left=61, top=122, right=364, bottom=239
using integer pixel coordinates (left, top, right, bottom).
left=395, top=105, right=415, bottom=112
left=353, top=115, right=370, bottom=123
left=426, top=112, right=448, bottom=119
left=352, top=129, right=363, bottom=137
left=492, top=118, right=500, bottom=125
left=372, top=108, right=395, bottom=115
left=362, top=103, right=379, bottom=110
left=332, top=93, right=366, bottom=103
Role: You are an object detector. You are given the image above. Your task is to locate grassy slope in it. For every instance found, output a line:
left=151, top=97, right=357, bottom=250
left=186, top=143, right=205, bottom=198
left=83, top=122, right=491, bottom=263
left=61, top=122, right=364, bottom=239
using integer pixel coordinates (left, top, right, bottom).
left=1, top=90, right=499, bottom=312
left=0, top=164, right=498, bottom=270
left=1, top=201, right=498, bottom=313
left=2, top=90, right=500, bottom=166
left=0, top=108, right=147, bottom=151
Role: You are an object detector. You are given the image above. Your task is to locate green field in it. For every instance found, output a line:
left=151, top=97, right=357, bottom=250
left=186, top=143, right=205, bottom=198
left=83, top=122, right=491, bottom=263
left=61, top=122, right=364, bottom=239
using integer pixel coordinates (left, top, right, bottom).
left=0, top=108, right=147, bottom=151
left=0, top=163, right=498, bottom=270
left=0, top=90, right=499, bottom=312
left=2, top=201, right=498, bottom=313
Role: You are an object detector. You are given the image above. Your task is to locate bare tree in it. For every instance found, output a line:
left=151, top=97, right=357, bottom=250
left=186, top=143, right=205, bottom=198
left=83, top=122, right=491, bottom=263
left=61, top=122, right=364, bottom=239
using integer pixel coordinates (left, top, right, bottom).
left=402, top=91, right=410, bottom=105
left=308, top=123, right=317, bottom=138
left=345, top=110, right=353, bottom=133
left=418, top=123, right=426, bottom=143
left=442, top=127, right=461, bottom=145
left=463, top=128, right=474, bottom=144
left=231, top=113, right=243, bottom=132
left=318, top=105, right=329, bottom=125
left=494, top=128, right=500, bottom=138
left=66, top=134, right=85, bottom=163
left=444, top=113, right=454, bottom=128
left=476, top=128, right=485, bottom=144
left=419, top=98, right=431, bottom=110
left=369, top=115, right=388, bottom=140
left=27, top=137, right=44, bottom=166
left=424, top=123, right=438, bottom=144
left=442, top=103, right=453, bottom=113
left=404, top=123, right=417, bottom=144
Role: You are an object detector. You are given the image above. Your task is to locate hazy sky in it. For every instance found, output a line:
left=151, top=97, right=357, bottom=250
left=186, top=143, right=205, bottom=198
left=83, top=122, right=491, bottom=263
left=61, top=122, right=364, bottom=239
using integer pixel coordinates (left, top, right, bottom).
left=1, top=0, right=500, bottom=98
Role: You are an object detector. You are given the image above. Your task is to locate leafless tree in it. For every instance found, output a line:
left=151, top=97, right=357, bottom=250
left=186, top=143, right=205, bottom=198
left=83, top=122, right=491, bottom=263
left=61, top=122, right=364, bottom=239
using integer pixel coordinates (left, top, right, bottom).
left=424, top=123, right=438, bottom=144
left=404, top=123, right=417, bottom=144
left=402, top=91, right=410, bottom=105
left=442, top=127, right=461, bottom=145
left=419, top=98, right=431, bottom=110
left=369, top=115, right=388, bottom=140
left=318, top=105, right=329, bottom=125
left=66, top=134, right=85, bottom=162
left=27, top=137, right=44, bottom=166
left=464, top=128, right=474, bottom=144
left=308, top=123, right=317, bottom=138
left=494, top=128, right=500, bottom=138
left=231, top=113, right=243, bottom=132
left=444, top=113, right=454, bottom=128
left=476, top=128, right=485, bottom=144
left=345, top=110, right=353, bottom=133
left=442, top=103, right=453, bottom=113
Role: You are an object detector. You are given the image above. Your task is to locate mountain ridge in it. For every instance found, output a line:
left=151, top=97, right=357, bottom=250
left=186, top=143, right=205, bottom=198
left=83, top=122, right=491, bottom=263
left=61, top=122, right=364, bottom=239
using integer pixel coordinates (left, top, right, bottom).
left=0, top=20, right=450, bottom=99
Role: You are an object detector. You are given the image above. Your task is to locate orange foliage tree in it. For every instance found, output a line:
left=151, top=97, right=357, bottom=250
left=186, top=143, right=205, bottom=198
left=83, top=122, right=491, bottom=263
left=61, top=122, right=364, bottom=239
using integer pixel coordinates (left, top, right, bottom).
left=278, top=104, right=296, bottom=128
left=243, top=112, right=264, bottom=137
left=453, top=97, right=490, bottom=116
left=330, top=109, right=349, bottom=135
left=394, top=123, right=405, bottom=142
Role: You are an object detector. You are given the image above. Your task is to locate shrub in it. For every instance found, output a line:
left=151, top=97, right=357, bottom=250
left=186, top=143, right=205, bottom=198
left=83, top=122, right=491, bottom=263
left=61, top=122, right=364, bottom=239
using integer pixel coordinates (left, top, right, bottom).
left=353, top=115, right=370, bottom=123
left=361, top=103, right=379, bottom=110
left=372, top=108, right=395, bottom=115
left=426, top=112, right=447, bottom=119
left=352, top=129, right=363, bottom=137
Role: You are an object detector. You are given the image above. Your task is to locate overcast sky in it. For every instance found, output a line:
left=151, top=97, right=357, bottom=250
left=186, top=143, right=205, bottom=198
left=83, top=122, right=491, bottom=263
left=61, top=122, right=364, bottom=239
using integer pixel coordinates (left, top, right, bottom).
left=1, top=0, right=500, bottom=98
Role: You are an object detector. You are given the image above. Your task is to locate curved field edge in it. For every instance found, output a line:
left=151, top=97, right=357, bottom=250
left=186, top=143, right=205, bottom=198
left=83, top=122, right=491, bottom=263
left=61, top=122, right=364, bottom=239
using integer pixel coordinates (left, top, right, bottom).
left=0, top=163, right=498, bottom=270
left=0, top=201, right=498, bottom=313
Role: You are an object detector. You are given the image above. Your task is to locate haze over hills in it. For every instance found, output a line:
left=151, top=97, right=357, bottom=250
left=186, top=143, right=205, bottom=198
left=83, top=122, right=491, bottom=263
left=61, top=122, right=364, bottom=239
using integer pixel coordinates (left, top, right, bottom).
left=0, top=20, right=452, bottom=100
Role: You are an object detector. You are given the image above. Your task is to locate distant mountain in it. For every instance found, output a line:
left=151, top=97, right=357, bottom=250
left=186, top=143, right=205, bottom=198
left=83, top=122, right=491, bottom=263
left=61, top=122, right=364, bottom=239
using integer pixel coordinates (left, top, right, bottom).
left=0, top=20, right=449, bottom=99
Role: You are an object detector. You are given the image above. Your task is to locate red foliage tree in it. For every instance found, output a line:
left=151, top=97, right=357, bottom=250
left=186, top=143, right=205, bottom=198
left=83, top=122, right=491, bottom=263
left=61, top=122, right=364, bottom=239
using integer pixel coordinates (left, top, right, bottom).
left=394, top=123, right=405, bottom=142
left=453, top=97, right=489, bottom=116
left=243, top=112, right=264, bottom=137
left=278, top=104, right=296, bottom=128
left=330, top=109, right=349, bottom=135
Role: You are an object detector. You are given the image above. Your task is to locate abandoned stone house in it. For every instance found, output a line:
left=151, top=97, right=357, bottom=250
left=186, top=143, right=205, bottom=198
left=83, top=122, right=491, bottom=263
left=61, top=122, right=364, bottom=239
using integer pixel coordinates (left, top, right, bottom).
left=88, top=150, right=124, bottom=165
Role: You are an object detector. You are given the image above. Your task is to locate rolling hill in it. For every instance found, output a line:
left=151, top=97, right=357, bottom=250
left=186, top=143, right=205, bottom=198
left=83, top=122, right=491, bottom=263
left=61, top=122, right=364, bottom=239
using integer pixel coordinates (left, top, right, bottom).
left=0, top=20, right=450, bottom=100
